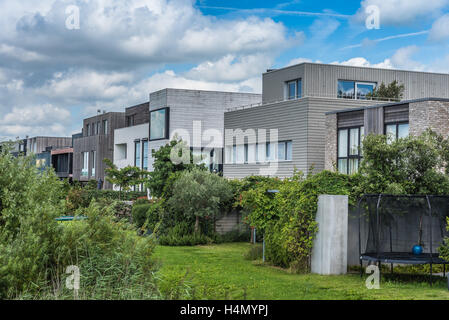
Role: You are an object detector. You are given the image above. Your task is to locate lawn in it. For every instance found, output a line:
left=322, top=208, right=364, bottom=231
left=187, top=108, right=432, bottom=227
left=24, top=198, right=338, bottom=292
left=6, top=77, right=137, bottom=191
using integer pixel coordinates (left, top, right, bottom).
left=154, top=242, right=449, bottom=300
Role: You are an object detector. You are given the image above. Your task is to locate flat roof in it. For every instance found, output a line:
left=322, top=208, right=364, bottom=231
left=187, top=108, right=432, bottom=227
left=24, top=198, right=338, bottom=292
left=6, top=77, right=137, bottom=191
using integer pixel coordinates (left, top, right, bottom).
left=325, top=97, right=449, bottom=115
left=263, top=62, right=449, bottom=77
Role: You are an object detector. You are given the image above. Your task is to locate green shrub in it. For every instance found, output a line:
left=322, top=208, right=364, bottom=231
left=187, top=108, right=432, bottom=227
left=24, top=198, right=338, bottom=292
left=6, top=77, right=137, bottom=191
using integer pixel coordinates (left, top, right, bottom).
left=215, top=227, right=251, bottom=243
left=132, top=203, right=152, bottom=228
left=0, top=150, right=159, bottom=299
left=244, top=244, right=263, bottom=261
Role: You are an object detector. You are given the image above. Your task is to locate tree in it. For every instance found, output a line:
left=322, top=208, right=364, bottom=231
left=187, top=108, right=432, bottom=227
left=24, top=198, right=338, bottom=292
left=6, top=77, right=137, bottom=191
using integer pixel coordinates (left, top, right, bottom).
left=366, top=80, right=405, bottom=101
left=167, top=168, right=233, bottom=233
left=104, top=159, right=148, bottom=200
left=147, top=138, right=204, bottom=198
left=356, top=129, right=449, bottom=196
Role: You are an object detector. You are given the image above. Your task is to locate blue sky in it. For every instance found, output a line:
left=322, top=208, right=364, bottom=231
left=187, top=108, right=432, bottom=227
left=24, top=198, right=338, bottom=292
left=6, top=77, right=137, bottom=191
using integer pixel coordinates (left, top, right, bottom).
left=0, top=0, right=449, bottom=140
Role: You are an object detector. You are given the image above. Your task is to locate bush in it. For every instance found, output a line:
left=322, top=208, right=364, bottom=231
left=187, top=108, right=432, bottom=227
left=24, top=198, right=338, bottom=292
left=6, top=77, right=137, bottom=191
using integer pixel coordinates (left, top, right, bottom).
left=0, top=150, right=159, bottom=299
left=244, top=244, right=263, bottom=261
left=132, top=200, right=163, bottom=231
left=239, top=170, right=353, bottom=272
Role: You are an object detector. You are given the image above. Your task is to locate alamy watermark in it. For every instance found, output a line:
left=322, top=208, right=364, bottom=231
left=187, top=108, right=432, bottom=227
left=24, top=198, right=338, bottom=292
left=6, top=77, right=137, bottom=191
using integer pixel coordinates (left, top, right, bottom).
left=365, top=5, right=380, bottom=30
left=168, top=121, right=281, bottom=176
left=66, top=265, right=80, bottom=298
left=65, top=5, right=80, bottom=30
left=365, top=265, right=380, bottom=289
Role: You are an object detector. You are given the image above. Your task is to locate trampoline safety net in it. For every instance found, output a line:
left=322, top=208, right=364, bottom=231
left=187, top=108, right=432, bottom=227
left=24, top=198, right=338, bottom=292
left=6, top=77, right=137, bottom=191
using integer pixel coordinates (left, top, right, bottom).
left=358, top=195, right=449, bottom=264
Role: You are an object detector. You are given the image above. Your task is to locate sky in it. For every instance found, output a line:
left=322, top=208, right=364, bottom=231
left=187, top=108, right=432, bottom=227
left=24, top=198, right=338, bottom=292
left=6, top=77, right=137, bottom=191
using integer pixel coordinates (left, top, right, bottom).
left=1, top=0, right=449, bottom=140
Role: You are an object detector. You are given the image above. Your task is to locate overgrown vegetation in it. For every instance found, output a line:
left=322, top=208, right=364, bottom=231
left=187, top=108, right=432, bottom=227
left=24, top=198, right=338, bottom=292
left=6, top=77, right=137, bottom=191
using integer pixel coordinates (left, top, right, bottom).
left=0, top=149, right=158, bottom=299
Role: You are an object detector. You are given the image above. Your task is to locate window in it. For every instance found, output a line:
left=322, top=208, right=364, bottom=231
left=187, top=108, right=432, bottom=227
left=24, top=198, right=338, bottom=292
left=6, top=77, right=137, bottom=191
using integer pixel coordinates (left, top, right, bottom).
left=81, top=152, right=89, bottom=177
left=135, top=141, right=141, bottom=168
left=338, top=81, right=376, bottom=100
left=116, top=143, right=127, bottom=160
left=91, top=151, right=96, bottom=177
left=91, top=123, right=95, bottom=136
left=337, top=126, right=364, bottom=175
left=385, top=122, right=409, bottom=144
left=142, top=140, right=148, bottom=170
left=150, top=108, right=169, bottom=140
left=286, top=79, right=302, bottom=100
left=96, top=122, right=100, bottom=135
left=126, top=115, right=135, bottom=127
left=103, top=120, right=108, bottom=135
left=277, top=141, right=293, bottom=161
left=86, top=124, right=90, bottom=137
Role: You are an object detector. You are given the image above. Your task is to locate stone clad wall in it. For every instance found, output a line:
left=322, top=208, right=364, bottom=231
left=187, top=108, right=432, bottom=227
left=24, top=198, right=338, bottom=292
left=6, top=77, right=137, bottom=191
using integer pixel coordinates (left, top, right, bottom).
left=409, top=100, right=449, bottom=137
left=324, top=113, right=337, bottom=171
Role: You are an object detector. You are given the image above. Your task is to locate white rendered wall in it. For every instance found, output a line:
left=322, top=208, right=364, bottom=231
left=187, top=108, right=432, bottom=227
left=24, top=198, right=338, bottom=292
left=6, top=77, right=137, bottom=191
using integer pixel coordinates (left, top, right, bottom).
left=311, top=195, right=348, bottom=275
left=114, top=123, right=149, bottom=169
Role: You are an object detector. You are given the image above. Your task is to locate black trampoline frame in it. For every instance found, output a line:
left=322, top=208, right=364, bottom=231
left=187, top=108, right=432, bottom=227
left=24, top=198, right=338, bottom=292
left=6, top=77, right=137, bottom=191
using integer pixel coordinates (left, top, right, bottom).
left=357, top=194, right=449, bottom=284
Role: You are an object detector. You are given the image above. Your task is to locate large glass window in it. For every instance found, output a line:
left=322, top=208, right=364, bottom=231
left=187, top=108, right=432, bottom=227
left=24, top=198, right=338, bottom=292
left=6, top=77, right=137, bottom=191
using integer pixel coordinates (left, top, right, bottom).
left=142, top=140, right=148, bottom=170
left=135, top=141, right=141, bottom=168
left=81, top=152, right=89, bottom=177
left=91, top=151, right=96, bottom=177
left=86, top=124, right=90, bottom=137
left=356, top=83, right=376, bottom=100
left=150, top=108, right=169, bottom=140
left=277, top=141, right=292, bottom=161
left=338, top=81, right=376, bottom=100
left=103, top=120, right=108, bottom=135
left=286, top=79, right=302, bottom=100
left=385, top=122, right=409, bottom=144
left=337, top=126, right=364, bottom=174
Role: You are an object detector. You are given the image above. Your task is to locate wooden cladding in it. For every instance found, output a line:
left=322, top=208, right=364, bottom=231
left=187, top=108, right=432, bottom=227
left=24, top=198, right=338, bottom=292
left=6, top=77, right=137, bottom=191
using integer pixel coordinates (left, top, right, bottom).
left=337, top=110, right=364, bottom=128
left=384, top=104, right=409, bottom=123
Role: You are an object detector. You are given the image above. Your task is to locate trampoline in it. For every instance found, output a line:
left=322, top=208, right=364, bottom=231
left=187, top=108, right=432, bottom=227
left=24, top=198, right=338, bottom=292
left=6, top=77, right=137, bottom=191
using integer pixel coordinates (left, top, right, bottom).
left=357, top=195, right=449, bottom=283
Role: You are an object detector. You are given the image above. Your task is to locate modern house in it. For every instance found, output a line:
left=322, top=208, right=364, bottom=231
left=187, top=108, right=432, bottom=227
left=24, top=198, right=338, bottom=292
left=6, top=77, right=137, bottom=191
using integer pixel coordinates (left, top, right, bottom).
left=72, top=112, right=125, bottom=189
left=51, top=147, right=74, bottom=180
left=325, top=97, right=449, bottom=174
left=113, top=102, right=150, bottom=190
left=25, top=136, right=73, bottom=171
left=223, top=63, right=449, bottom=179
left=0, top=138, right=27, bottom=157
left=148, top=89, right=261, bottom=173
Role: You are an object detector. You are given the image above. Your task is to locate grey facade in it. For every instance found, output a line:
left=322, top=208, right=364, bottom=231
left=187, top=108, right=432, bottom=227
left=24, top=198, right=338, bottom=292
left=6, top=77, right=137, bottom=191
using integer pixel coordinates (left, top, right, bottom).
left=148, top=89, right=261, bottom=172
left=325, top=98, right=449, bottom=173
left=262, top=63, right=449, bottom=103
left=73, top=112, right=125, bottom=189
left=223, top=63, right=449, bottom=179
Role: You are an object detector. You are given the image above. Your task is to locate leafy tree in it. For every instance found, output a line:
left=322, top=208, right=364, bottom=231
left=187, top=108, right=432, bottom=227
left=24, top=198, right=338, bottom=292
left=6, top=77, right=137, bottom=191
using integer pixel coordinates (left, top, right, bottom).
left=104, top=158, right=148, bottom=200
left=356, top=129, right=449, bottom=196
left=167, top=168, right=233, bottom=233
left=147, top=138, right=204, bottom=198
left=366, top=80, right=405, bottom=101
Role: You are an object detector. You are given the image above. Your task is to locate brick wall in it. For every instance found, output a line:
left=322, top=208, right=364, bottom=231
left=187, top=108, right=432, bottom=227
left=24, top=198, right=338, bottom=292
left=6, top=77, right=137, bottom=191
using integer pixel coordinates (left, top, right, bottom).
left=409, top=100, right=449, bottom=137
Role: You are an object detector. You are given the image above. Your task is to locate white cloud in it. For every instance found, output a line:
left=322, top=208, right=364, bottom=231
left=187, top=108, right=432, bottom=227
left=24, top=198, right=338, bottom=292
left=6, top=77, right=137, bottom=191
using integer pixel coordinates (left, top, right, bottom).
left=185, top=54, right=273, bottom=82
left=0, top=104, right=72, bottom=138
left=429, top=14, right=449, bottom=41
left=330, top=46, right=425, bottom=71
left=356, top=0, right=449, bottom=25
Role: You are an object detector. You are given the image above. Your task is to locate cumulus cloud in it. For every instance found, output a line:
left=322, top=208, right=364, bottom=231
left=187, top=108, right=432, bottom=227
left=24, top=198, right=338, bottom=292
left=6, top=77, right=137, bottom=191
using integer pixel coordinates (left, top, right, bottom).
left=0, top=104, right=72, bottom=138
left=429, top=14, right=449, bottom=41
left=355, top=0, right=449, bottom=25
left=330, top=46, right=425, bottom=71
left=0, top=0, right=293, bottom=139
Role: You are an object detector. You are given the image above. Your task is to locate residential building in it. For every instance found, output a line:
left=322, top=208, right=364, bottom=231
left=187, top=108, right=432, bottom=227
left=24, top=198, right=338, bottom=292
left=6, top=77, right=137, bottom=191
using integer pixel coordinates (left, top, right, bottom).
left=26, top=136, right=72, bottom=172
left=148, top=89, right=261, bottom=173
left=51, top=147, right=74, bottom=180
left=73, top=112, right=125, bottom=189
left=113, top=102, right=150, bottom=190
left=0, top=138, right=27, bottom=157
left=223, top=63, right=449, bottom=179
left=325, top=98, right=449, bottom=174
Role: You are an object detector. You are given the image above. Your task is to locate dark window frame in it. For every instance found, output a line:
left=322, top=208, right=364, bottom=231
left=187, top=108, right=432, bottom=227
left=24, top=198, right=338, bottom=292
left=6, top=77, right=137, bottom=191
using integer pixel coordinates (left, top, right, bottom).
left=384, top=121, right=409, bottom=142
left=337, top=125, right=364, bottom=174
left=286, top=79, right=302, bottom=100
left=149, top=107, right=170, bottom=141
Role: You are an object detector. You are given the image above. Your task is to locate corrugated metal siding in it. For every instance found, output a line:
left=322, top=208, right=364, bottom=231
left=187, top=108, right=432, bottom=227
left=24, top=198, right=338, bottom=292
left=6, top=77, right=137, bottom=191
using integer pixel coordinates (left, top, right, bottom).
left=384, top=104, right=409, bottom=123
left=263, top=63, right=449, bottom=103
left=223, top=97, right=379, bottom=178
left=306, top=98, right=378, bottom=173
left=223, top=99, right=308, bottom=179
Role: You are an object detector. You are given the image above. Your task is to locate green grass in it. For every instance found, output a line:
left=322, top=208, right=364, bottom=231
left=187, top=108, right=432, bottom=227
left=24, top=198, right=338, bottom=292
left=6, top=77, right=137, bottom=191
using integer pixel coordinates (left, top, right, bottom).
left=154, top=242, right=449, bottom=300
